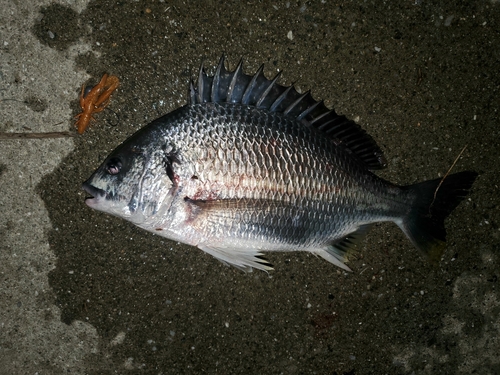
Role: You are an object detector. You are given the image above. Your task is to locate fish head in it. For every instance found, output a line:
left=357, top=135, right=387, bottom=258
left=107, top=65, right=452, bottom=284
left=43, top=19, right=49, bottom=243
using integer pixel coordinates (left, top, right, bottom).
left=82, top=137, right=174, bottom=225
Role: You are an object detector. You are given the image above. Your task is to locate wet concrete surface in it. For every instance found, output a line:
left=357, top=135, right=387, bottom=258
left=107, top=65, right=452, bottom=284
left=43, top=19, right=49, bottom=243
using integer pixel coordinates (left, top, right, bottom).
left=1, top=1, right=499, bottom=374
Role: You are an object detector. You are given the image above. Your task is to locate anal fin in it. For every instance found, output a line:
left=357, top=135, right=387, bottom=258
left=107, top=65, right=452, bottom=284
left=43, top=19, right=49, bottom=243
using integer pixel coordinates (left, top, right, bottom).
left=314, top=224, right=373, bottom=272
left=198, top=244, right=273, bottom=272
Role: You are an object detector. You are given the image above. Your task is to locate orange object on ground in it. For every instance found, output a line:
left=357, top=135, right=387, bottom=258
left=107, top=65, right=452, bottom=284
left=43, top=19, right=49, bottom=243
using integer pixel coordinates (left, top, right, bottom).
left=75, top=74, right=119, bottom=134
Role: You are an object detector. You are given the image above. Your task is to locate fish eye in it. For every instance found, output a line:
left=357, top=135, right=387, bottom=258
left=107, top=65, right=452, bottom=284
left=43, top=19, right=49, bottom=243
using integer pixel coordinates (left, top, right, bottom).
left=106, top=158, right=122, bottom=175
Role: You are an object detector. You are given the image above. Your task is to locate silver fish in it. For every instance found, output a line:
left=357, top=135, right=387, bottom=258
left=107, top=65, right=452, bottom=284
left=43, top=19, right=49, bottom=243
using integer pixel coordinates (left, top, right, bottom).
left=82, top=57, right=477, bottom=271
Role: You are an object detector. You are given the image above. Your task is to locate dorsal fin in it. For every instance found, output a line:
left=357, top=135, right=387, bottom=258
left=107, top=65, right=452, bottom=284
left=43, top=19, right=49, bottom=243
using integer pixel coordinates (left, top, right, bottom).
left=191, top=57, right=387, bottom=170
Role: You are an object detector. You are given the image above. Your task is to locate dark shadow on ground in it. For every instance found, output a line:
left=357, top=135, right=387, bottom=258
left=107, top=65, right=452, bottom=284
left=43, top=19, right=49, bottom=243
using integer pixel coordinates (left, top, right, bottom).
left=36, top=1, right=497, bottom=373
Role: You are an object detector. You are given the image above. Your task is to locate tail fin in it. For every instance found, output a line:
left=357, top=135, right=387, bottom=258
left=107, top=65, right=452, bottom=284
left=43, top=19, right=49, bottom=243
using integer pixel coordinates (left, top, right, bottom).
left=399, top=171, right=478, bottom=263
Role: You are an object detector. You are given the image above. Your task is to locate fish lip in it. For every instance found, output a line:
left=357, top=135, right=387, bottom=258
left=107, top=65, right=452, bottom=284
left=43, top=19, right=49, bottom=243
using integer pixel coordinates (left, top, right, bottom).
left=82, top=182, right=105, bottom=206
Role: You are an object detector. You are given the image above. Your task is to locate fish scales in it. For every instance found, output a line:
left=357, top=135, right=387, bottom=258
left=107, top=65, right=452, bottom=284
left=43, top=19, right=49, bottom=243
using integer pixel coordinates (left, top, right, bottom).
left=157, top=103, right=392, bottom=247
left=83, top=57, right=477, bottom=272
left=181, top=104, right=350, bottom=202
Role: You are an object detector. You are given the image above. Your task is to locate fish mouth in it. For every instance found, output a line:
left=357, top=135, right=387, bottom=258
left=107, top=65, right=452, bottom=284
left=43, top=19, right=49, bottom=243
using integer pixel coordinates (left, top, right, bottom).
left=82, top=182, right=105, bottom=207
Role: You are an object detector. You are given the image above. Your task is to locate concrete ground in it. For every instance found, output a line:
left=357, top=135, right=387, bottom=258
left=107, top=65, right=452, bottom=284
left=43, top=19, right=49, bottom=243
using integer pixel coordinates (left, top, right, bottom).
left=1, top=0, right=498, bottom=374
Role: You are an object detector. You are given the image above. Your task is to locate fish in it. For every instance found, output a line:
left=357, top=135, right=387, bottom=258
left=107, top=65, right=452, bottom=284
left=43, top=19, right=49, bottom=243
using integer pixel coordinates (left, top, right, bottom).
left=82, top=57, right=478, bottom=272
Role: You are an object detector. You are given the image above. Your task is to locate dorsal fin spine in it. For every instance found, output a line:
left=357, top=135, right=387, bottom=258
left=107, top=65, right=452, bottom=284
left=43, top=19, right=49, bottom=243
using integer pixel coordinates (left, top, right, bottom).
left=269, top=85, right=293, bottom=112
left=228, top=59, right=243, bottom=103
left=241, top=64, right=264, bottom=105
left=318, top=117, right=344, bottom=131
left=310, top=109, right=333, bottom=125
left=211, top=56, right=225, bottom=102
left=256, top=72, right=281, bottom=108
left=188, top=81, right=196, bottom=105
left=284, top=91, right=310, bottom=116
left=297, top=100, right=322, bottom=121
left=197, top=63, right=205, bottom=103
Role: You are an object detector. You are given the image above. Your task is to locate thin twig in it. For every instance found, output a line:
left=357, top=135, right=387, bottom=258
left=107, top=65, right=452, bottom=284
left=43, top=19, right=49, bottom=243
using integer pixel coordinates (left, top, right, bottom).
left=0, top=131, right=77, bottom=139
left=430, top=145, right=468, bottom=209
left=0, top=98, right=25, bottom=103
